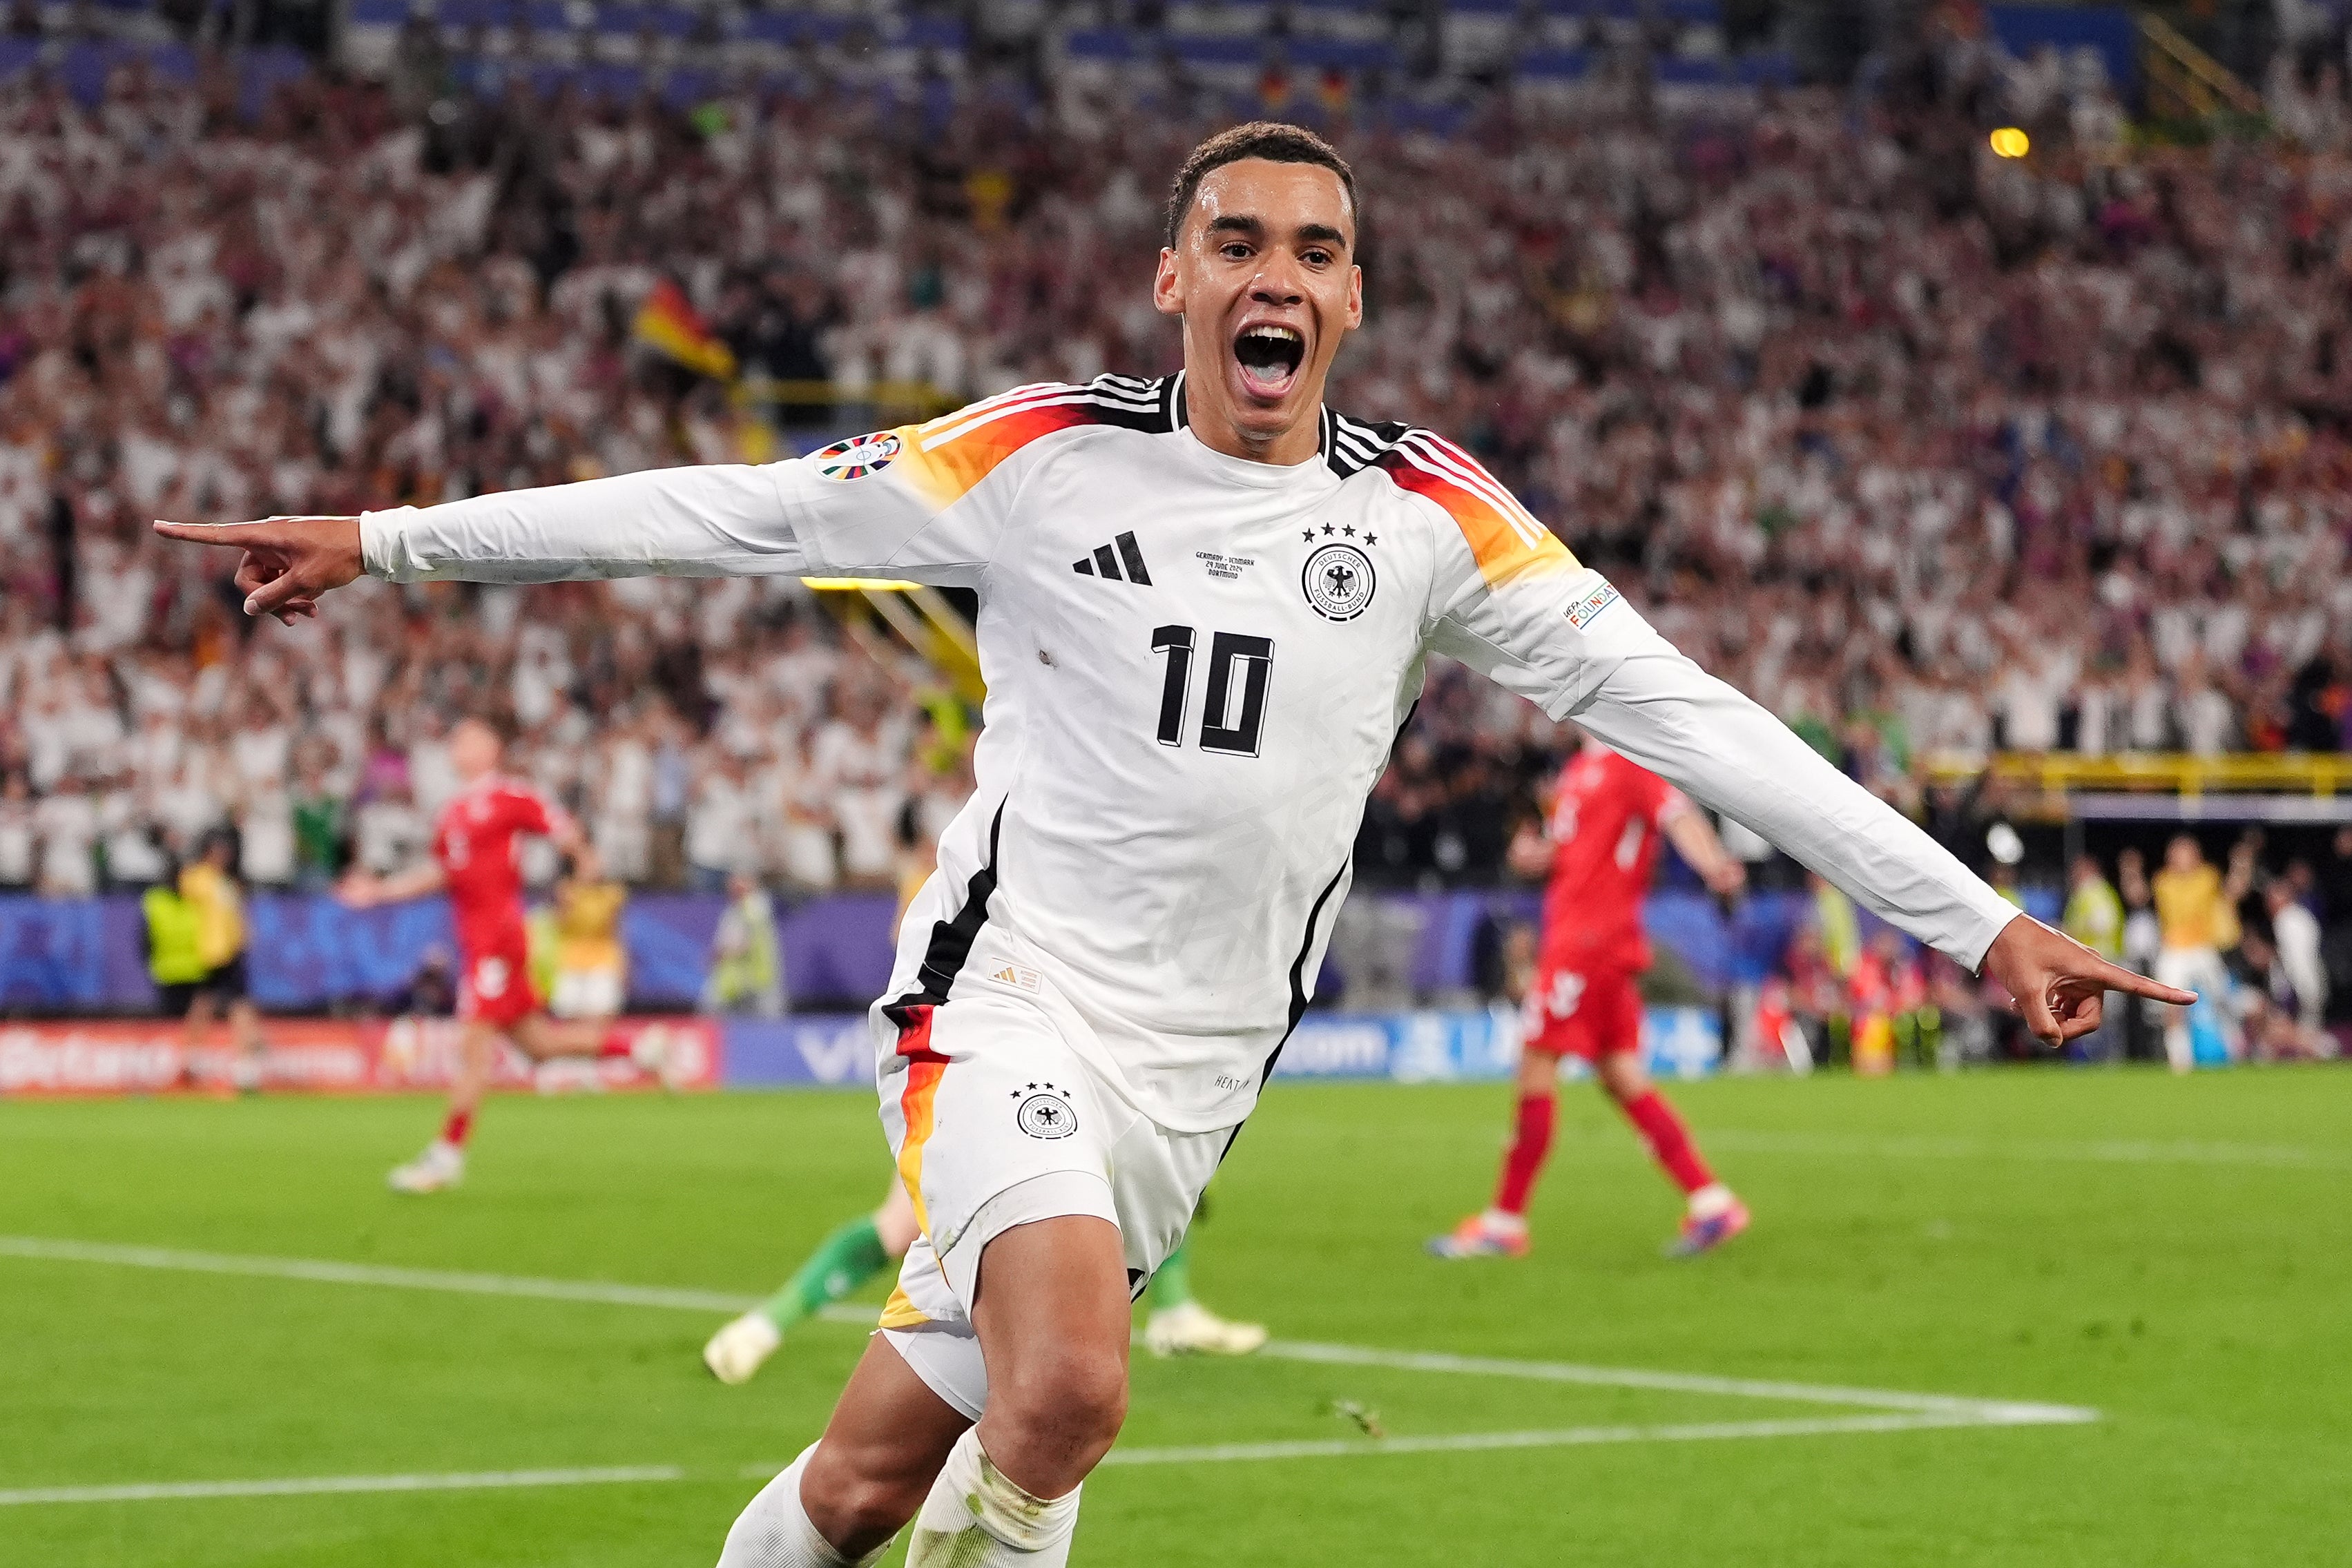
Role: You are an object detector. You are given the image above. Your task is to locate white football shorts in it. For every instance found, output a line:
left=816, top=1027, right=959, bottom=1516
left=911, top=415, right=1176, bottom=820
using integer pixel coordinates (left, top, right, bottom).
left=549, top=967, right=624, bottom=1020
left=871, top=984, right=1230, bottom=1421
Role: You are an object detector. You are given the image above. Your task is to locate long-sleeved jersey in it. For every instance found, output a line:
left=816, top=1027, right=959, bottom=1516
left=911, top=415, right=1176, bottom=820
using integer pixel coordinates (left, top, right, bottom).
left=361, top=374, right=2018, bottom=1132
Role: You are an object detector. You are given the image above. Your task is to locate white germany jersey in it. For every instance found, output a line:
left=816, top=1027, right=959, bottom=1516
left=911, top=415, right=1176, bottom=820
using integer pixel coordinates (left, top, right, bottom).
left=364, top=373, right=2018, bottom=1132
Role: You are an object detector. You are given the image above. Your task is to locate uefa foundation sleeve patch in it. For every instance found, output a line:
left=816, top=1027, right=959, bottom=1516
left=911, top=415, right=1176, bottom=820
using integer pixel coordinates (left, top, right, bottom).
left=813, top=431, right=903, bottom=481
left=1565, top=581, right=1622, bottom=630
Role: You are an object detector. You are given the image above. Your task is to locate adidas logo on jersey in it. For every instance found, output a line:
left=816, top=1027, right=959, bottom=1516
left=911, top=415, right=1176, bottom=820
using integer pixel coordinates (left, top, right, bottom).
left=1072, top=531, right=1153, bottom=585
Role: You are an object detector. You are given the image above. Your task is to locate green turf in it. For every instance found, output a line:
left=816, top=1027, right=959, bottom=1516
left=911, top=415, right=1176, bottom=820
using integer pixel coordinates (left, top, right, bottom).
left=3, top=1069, right=2347, bottom=1565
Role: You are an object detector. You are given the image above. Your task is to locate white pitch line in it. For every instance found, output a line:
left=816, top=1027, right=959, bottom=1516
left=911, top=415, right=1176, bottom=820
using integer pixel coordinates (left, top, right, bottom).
left=1702, top=1130, right=2342, bottom=1170
left=0, top=1235, right=764, bottom=1315
left=0, top=1235, right=2097, bottom=1426
left=0, top=1466, right=684, bottom=1508
left=1093, top=1409, right=2083, bottom=1467
left=0, top=1411, right=2096, bottom=1509
left=1253, top=1340, right=2097, bottom=1423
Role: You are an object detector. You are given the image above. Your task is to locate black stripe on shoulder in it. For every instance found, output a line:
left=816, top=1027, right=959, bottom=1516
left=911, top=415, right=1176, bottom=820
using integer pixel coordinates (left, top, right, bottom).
left=1080, top=397, right=1173, bottom=435
left=1326, top=411, right=1411, bottom=478
left=1067, top=374, right=1174, bottom=435
left=889, top=802, right=1005, bottom=1009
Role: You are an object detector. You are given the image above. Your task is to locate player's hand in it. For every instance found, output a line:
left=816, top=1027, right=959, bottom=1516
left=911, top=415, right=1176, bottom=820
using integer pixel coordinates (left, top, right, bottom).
left=1505, top=824, right=1552, bottom=880
left=336, top=869, right=383, bottom=909
left=1702, top=859, right=1747, bottom=897
left=153, top=515, right=364, bottom=626
left=1978, top=913, right=2194, bottom=1047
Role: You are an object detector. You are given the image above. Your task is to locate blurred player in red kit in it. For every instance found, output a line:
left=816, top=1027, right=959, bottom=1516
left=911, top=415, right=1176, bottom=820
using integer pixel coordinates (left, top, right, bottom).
left=340, top=716, right=657, bottom=1192
left=1433, top=736, right=1751, bottom=1259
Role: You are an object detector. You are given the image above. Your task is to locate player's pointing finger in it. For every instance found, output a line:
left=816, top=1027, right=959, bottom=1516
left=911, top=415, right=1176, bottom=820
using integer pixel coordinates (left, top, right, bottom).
left=2103, top=965, right=2197, bottom=1007
left=154, top=518, right=267, bottom=544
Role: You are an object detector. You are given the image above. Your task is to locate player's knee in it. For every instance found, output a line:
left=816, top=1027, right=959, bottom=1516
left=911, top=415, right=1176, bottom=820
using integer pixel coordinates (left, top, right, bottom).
left=801, top=1443, right=932, bottom=1549
left=991, top=1344, right=1128, bottom=1467
left=1597, top=1052, right=1648, bottom=1102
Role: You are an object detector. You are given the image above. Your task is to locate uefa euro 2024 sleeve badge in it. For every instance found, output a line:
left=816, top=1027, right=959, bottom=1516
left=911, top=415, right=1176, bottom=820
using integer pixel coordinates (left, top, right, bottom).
left=1012, top=1082, right=1078, bottom=1140
left=812, top=430, right=902, bottom=482
left=1302, top=541, right=1375, bottom=621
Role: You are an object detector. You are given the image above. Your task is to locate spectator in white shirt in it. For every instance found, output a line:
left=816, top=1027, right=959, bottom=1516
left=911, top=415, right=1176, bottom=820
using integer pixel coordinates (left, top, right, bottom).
left=0, top=771, right=37, bottom=888
left=35, top=780, right=101, bottom=897
left=685, top=747, right=757, bottom=893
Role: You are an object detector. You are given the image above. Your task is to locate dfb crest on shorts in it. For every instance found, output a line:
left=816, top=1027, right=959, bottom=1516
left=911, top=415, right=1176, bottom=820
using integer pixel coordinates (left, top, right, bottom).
left=1301, top=541, right=1375, bottom=621
left=812, top=431, right=901, bottom=481
left=1012, top=1082, right=1077, bottom=1140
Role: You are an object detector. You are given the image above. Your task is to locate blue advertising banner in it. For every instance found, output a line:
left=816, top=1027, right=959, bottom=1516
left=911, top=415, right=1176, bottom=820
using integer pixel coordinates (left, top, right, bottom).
left=713, top=1006, right=1724, bottom=1090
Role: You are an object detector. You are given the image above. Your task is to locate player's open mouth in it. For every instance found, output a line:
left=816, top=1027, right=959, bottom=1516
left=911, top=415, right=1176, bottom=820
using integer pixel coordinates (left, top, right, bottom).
left=1233, top=323, right=1306, bottom=399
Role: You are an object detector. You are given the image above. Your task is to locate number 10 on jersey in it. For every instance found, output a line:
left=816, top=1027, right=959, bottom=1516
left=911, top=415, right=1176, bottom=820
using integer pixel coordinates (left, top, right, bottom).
left=1152, top=625, right=1273, bottom=757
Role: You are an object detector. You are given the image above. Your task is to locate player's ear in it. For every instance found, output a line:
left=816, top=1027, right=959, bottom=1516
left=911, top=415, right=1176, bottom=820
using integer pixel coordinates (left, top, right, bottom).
left=1153, top=246, right=1184, bottom=317
left=1345, top=263, right=1363, bottom=331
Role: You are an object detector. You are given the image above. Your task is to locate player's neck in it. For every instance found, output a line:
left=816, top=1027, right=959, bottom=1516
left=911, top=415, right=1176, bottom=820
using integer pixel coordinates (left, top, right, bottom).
left=1182, top=378, right=1324, bottom=467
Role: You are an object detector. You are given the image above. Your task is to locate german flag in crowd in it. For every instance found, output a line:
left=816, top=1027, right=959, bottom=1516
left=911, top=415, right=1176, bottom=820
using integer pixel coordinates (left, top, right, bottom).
left=633, top=278, right=737, bottom=382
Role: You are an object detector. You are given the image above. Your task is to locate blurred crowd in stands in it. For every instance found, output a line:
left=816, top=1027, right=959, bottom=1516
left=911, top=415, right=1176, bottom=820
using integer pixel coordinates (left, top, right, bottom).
left=8, top=17, right=2352, bottom=911
left=1744, top=829, right=2351, bottom=1069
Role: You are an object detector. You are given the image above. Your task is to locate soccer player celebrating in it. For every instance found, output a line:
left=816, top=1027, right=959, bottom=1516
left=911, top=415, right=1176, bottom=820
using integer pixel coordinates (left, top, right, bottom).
left=162, top=124, right=2187, bottom=1568
left=1432, top=739, right=1751, bottom=1262
left=340, top=717, right=650, bottom=1192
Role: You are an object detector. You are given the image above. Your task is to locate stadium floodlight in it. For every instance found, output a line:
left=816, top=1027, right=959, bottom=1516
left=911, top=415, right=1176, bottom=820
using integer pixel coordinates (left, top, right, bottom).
left=1989, top=127, right=2030, bottom=158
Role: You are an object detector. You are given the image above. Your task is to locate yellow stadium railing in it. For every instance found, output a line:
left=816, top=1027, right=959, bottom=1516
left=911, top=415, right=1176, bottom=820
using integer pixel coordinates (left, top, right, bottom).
left=748, top=379, right=969, bottom=419
left=1922, top=752, right=2352, bottom=797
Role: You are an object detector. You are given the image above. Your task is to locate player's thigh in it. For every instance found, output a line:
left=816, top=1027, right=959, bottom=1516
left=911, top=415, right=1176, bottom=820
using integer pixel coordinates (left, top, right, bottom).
left=970, top=1213, right=1132, bottom=1426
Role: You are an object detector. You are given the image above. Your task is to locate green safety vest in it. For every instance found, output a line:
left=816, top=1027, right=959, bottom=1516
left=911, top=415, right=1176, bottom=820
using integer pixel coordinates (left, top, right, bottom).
left=2063, top=879, right=2126, bottom=961
left=143, top=885, right=208, bottom=986
left=711, top=895, right=780, bottom=1000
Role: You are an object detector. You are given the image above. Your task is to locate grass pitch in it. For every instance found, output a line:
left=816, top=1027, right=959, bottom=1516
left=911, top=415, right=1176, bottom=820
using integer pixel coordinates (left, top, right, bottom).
left=2, top=1067, right=2346, bottom=1565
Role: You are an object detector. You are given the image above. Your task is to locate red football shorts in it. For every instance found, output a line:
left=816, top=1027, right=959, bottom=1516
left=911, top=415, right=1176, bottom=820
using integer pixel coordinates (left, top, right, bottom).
left=456, top=929, right=539, bottom=1030
left=1521, top=963, right=1642, bottom=1063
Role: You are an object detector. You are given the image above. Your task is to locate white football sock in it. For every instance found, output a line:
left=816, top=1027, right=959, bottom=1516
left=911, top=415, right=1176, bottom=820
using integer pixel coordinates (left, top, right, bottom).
left=1688, top=1182, right=1736, bottom=1220
left=906, top=1428, right=1083, bottom=1566
left=717, top=1444, right=888, bottom=1568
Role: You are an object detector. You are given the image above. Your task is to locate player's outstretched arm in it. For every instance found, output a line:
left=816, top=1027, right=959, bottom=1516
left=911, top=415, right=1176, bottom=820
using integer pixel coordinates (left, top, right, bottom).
left=1661, top=804, right=1746, bottom=897
left=158, top=461, right=818, bottom=622
left=1571, top=639, right=2191, bottom=1045
left=338, top=862, right=447, bottom=909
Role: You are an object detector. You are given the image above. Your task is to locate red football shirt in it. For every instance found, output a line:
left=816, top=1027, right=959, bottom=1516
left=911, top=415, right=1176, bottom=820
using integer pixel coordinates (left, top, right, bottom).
left=1535, top=745, right=1686, bottom=974
left=432, top=777, right=566, bottom=960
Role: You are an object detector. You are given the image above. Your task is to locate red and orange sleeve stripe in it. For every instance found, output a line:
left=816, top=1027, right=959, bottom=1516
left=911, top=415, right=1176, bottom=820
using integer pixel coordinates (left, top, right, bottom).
left=887, top=384, right=1111, bottom=515
left=1376, top=431, right=1578, bottom=589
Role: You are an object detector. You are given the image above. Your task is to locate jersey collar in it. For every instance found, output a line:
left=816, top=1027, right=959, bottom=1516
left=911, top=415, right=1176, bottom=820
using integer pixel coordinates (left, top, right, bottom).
left=1164, top=370, right=1338, bottom=487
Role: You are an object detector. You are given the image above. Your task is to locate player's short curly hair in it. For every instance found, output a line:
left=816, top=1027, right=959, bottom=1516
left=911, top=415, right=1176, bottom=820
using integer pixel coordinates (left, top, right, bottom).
left=1164, top=122, right=1358, bottom=250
